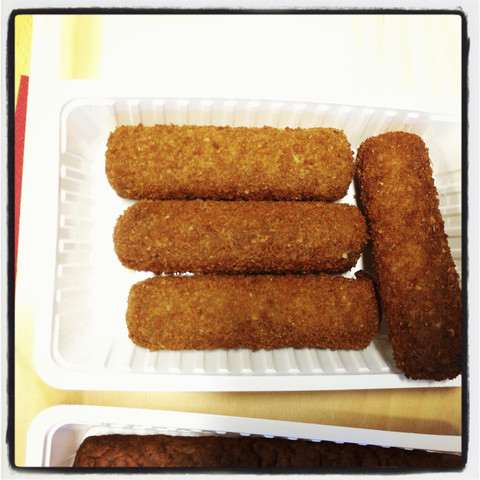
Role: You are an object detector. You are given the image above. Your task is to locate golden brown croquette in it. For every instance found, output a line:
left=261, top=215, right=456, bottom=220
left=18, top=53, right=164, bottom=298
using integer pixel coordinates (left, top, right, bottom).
left=113, top=200, right=368, bottom=275
left=125, top=273, right=380, bottom=351
left=105, top=124, right=354, bottom=201
left=356, top=131, right=461, bottom=381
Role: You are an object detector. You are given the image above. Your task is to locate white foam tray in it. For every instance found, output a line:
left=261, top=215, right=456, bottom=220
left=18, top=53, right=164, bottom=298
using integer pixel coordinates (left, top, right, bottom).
left=32, top=81, right=462, bottom=391
left=24, top=405, right=461, bottom=467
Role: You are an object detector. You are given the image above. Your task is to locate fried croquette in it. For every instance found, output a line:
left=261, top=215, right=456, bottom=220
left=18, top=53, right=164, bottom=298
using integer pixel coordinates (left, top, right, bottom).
left=356, top=131, right=461, bottom=381
left=126, top=273, right=380, bottom=351
left=113, top=199, right=368, bottom=275
left=73, top=433, right=462, bottom=468
left=105, top=124, right=354, bottom=201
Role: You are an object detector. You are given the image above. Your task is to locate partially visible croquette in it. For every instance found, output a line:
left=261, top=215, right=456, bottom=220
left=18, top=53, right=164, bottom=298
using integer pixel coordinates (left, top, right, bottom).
left=105, top=124, right=354, bottom=201
left=356, top=131, right=461, bottom=381
left=113, top=199, right=368, bottom=275
left=126, top=273, right=380, bottom=351
left=73, top=433, right=462, bottom=468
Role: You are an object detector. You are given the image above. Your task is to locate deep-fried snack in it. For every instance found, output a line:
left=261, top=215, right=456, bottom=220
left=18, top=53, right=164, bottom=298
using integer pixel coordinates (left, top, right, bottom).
left=125, top=273, right=379, bottom=351
left=105, top=124, right=354, bottom=201
left=73, top=433, right=462, bottom=468
left=356, top=131, right=461, bottom=381
left=113, top=199, right=367, bottom=275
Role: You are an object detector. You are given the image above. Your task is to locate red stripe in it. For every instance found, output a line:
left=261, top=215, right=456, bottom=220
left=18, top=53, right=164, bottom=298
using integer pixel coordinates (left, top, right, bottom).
left=15, top=75, right=29, bottom=280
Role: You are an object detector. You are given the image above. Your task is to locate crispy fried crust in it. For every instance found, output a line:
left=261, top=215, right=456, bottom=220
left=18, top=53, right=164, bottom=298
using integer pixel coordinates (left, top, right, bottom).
left=126, top=273, right=379, bottom=351
left=356, top=132, right=461, bottom=381
left=113, top=200, right=368, bottom=275
left=73, top=433, right=462, bottom=468
left=105, top=124, right=354, bottom=201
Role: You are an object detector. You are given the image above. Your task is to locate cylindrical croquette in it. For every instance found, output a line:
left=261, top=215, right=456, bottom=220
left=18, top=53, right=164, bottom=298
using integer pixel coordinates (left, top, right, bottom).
left=73, top=433, right=462, bottom=468
left=105, top=124, right=354, bottom=201
left=356, top=131, right=461, bottom=381
left=126, top=273, right=380, bottom=351
left=113, top=199, right=368, bottom=275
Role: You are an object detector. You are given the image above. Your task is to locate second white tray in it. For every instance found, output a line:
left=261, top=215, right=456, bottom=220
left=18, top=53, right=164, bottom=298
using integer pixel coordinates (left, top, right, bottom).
left=25, top=405, right=462, bottom=467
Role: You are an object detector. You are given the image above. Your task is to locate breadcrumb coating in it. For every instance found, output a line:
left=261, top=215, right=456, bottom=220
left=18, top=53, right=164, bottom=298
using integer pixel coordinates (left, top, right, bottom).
left=105, top=124, right=354, bottom=201
left=73, top=433, right=462, bottom=468
left=126, top=273, right=380, bottom=351
left=356, top=131, right=461, bottom=381
left=113, top=200, right=367, bottom=275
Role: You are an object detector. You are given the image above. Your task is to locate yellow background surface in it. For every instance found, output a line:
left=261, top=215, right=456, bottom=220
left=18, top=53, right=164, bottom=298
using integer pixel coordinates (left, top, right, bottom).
left=13, top=14, right=462, bottom=468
